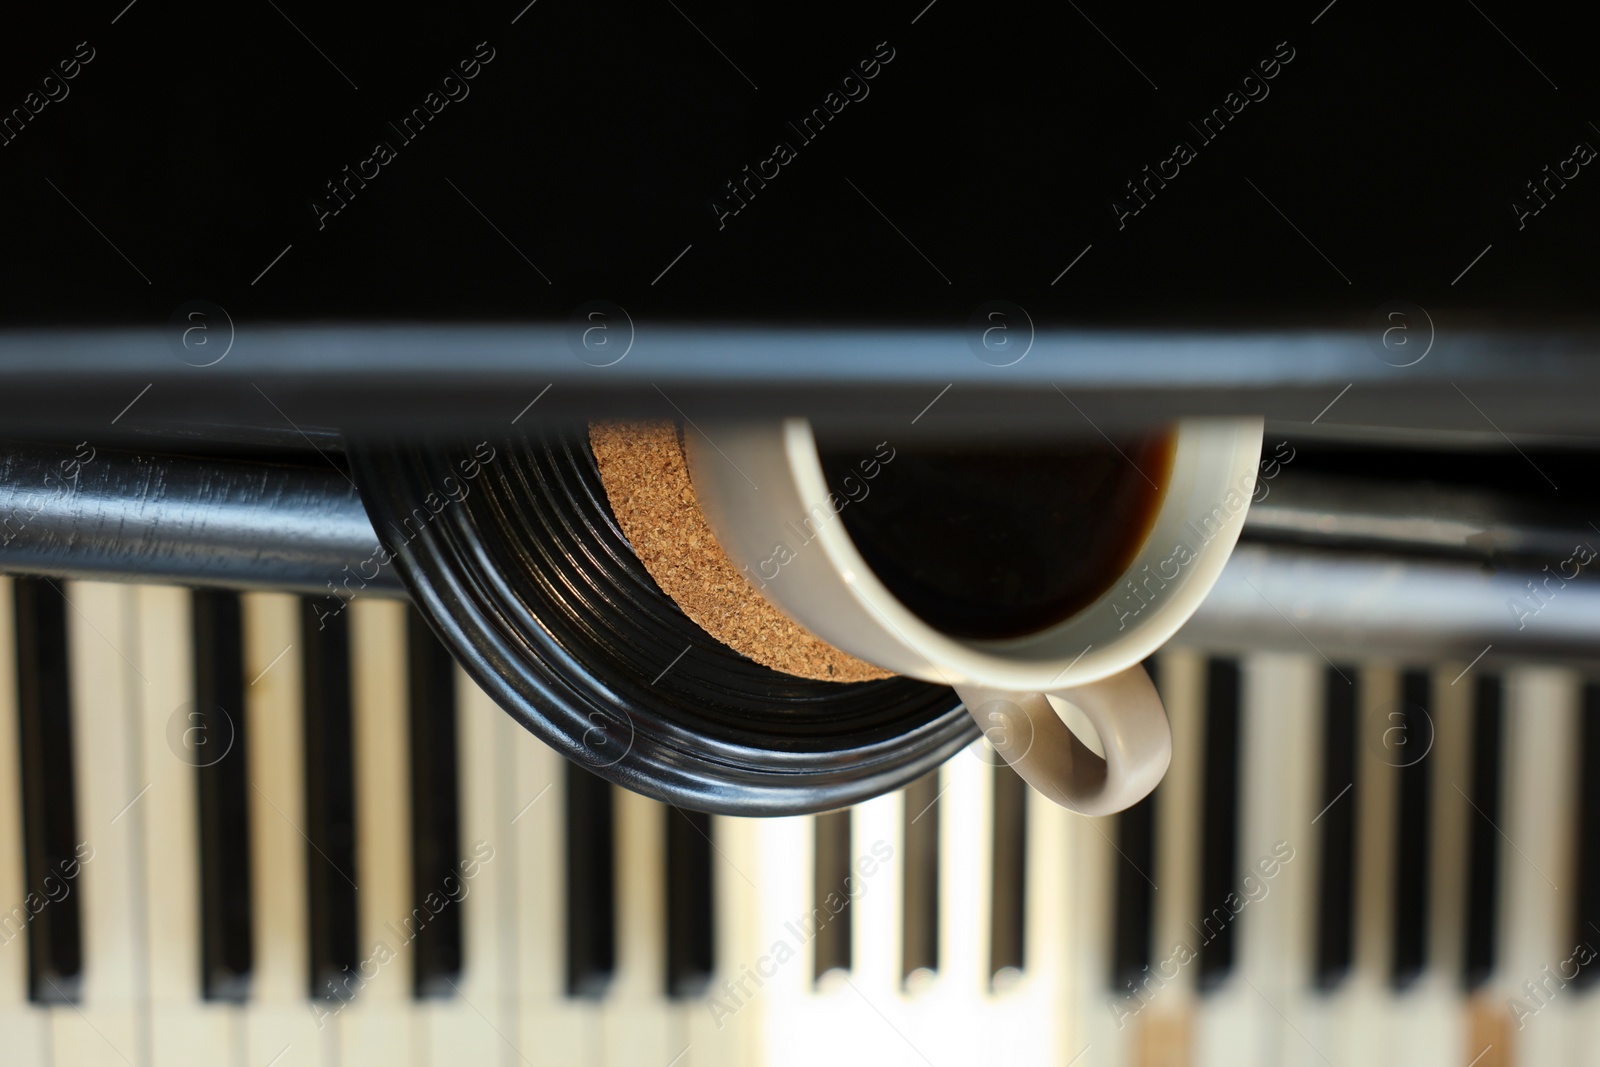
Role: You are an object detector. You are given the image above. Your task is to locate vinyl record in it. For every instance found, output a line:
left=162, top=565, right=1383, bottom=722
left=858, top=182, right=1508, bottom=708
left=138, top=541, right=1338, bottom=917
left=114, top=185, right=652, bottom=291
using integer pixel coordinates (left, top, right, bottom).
left=347, top=428, right=976, bottom=816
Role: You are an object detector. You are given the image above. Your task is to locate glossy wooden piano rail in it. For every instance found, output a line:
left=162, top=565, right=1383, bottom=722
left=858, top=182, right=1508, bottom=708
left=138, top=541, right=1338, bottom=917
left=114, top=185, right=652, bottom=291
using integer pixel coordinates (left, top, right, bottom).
left=2, top=439, right=1597, bottom=671
left=2, top=325, right=1600, bottom=438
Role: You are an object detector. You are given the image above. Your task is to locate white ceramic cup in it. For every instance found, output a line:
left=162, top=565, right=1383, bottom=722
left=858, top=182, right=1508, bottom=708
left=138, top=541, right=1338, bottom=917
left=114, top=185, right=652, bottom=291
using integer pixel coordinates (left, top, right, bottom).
left=686, top=417, right=1264, bottom=816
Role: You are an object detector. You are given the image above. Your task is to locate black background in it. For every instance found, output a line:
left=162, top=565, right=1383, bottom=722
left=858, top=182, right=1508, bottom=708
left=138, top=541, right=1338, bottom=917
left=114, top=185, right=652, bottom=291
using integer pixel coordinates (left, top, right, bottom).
left=1, top=0, right=1596, bottom=327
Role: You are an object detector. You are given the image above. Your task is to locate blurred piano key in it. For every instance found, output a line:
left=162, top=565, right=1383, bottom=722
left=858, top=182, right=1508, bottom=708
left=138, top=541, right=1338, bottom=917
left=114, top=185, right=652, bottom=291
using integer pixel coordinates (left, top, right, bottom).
left=990, top=761, right=1027, bottom=989
left=1572, top=680, right=1600, bottom=992
left=1342, top=667, right=1399, bottom=1067
left=1198, top=658, right=1241, bottom=993
left=425, top=669, right=516, bottom=1065
left=1234, top=655, right=1320, bottom=1067
left=0, top=577, right=49, bottom=1062
left=846, top=787, right=902, bottom=1063
left=56, top=582, right=140, bottom=1066
left=191, top=589, right=252, bottom=1001
left=604, top=787, right=675, bottom=1067
left=1495, top=668, right=1580, bottom=1065
left=665, top=806, right=715, bottom=1000
left=508, top=685, right=592, bottom=1066
left=1413, top=662, right=1475, bottom=1067
left=1463, top=675, right=1504, bottom=992
left=299, top=599, right=359, bottom=1004
left=1140, top=648, right=1203, bottom=1063
left=1315, top=665, right=1359, bottom=992
left=137, top=584, right=232, bottom=1066
left=1391, top=670, right=1433, bottom=992
left=566, top=761, right=616, bottom=1000
left=241, top=592, right=324, bottom=1067
left=900, top=770, right=940, bottom=990
left=1110, top=791, right=1155, bottom=998
left=753, top=809, right=810, bottom=1067
left=407, top=608, right=461, bottom=999
left=810, top=810, right=851, bottom=985
left=340, top=598, right=414, bottom=1062
left=12, top=576, right=82, bottom=1004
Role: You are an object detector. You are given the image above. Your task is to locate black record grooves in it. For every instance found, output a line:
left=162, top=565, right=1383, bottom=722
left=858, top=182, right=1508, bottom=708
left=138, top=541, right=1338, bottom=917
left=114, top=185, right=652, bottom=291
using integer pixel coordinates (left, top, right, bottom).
left=346, top=429, right=975, bottom=816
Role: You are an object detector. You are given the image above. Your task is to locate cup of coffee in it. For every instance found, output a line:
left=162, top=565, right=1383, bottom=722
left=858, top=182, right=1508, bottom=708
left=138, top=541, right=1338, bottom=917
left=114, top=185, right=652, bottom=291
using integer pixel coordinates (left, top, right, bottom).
left=685, top=417, right=1264, bottom=815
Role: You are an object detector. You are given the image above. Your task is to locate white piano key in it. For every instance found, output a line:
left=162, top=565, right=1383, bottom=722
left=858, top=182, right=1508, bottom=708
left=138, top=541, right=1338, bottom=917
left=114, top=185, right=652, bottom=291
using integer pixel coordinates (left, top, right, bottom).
left=1234, top=654, right=1323, bottom=1067
left=933, top=745, right=992, bottom=1067
left=851, top=790, right=901, bottom=995
left=841, top=788, right=904, bottom=1066
left=1325, top=665, right=1399, bottom=1067
left=340, top=598, right=415, bottom=1065
left=242, top=593, right=325, bottom=1067
left=1141, top=647, right=1205, bottom=1064
left=422, top=670, right=518, bottom=1066
left=1062, top=785, right=1128, bottom=1067
left=1426, top=664, right=1473, bottom=987
left=754, top=810, right=814, bottom=1067
left=55, top=581, right=145, bottom=1067
left=961, top=768, right=1070, bottom=1066
left=509, top=711, right=591, bottom=1067
left=689, top=812, right=764, bottom=1067
left=135, top=585, right=234, bottom=1067
left=0, top=577, right=48, bottom=1066
left=1396, top=663, right=1473, bottom=1067
left=1495, top=667, right=1580, bottom=1066
left=602, top=788, right=675, bottom=1067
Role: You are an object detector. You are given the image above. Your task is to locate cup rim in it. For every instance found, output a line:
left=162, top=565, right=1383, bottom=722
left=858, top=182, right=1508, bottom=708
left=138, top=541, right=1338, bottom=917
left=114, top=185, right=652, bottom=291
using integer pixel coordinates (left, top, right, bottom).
left=782, top=416, right=1265, bottom=690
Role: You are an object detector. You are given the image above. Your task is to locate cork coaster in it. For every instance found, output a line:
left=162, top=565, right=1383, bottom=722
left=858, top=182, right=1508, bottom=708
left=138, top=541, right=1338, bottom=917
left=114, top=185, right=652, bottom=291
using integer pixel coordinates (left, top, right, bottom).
left=588, top=420, right=894, bottom=683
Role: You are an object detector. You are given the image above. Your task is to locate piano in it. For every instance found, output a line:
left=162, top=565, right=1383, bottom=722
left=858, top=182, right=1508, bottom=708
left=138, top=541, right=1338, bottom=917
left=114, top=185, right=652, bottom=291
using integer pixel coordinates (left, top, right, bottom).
left=0, top=431, right=1598, bottom=1067
left=5, top=0, right=1600, bottom=1063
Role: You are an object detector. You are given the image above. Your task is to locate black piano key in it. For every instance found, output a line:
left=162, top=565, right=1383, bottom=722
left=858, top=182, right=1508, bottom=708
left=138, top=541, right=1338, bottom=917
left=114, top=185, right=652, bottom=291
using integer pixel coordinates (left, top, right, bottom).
left=12, top=578, right=83, bottom=1003
left=1314, top=665, right=1359, bottom=992
left=1111, top=792, right=1156, bottom=995
left=300, top=598, right=360, bottom=1001
left=1391, top=669, right=1432, bottom=990
left=565, top=761, right=615, bottom=998
left=1111, top=657, right=1159, bottom=996
left=901, top=770, right=939, bottom=986
left=1197, top=658, right=1240, bottom=991
left=407, top=607, right=462, bottom=999
left=192, top=589, right=253, bottom=1001
left=1577, top=680, right=1600, bottom=988
left=664, top=806, right=715, bottom=999
left=812, top=809, right=852, bottom=982
left=990, top=760, right=1027, bottom=986
left=1464, top=673, right=1504, bottom=990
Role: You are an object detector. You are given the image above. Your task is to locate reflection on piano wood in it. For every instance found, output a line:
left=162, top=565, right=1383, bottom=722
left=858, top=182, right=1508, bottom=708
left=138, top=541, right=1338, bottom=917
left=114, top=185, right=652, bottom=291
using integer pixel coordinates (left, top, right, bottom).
left=0, top=574, right=1597, bottom=1066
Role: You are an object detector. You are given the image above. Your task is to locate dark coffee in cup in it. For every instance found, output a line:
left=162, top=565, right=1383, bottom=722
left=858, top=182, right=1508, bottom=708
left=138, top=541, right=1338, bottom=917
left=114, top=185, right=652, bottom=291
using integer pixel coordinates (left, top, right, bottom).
left=817, top=430, right=1176, bottom=640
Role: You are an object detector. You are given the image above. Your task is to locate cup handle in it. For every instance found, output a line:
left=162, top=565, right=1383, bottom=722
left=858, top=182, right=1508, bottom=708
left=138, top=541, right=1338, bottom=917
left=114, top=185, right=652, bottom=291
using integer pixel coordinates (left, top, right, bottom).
left=953, top=664, right=1171, bottom=816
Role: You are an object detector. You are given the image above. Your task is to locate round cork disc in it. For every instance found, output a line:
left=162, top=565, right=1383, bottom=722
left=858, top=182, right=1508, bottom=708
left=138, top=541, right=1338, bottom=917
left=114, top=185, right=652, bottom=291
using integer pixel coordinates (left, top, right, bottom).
left=588, top=420, right=893, bottom=684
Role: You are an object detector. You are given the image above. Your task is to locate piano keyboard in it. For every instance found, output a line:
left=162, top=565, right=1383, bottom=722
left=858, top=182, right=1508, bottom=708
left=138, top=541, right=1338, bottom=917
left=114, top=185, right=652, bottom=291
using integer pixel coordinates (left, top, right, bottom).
left=1, top=574, right=1597, bottom=1067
